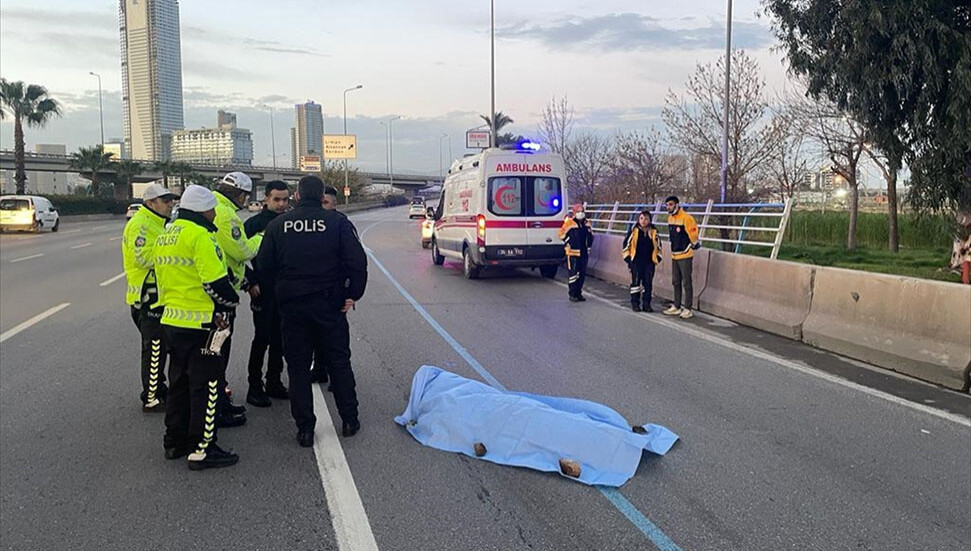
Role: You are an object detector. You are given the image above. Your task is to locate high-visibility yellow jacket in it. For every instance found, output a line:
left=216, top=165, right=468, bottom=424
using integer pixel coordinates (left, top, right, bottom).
left=122, top=205, right=168, bottom=307
left=622, top=225, right=662, bottom=265
left=558, top=217, right=594, bottom=257
left=154, top=214, right=239, bottom=329
left=667, top=208, right=699, bottom=260
left=213, top=191, right=259, bottom=290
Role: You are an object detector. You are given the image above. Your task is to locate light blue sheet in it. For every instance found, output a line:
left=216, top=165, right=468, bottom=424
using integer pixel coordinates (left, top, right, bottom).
left=394, top=366, right=679, bottom=487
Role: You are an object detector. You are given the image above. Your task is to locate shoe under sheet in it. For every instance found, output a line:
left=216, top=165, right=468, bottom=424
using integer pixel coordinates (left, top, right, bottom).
left=394, top=366, right=679, bottom=487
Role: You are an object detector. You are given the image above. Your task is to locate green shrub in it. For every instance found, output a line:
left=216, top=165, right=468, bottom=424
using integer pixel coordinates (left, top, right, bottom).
left=742, top=210, right=952, bottom=249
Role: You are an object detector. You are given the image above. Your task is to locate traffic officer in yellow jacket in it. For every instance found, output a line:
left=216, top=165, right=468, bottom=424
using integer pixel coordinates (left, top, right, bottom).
left=662, top=196, right=700, bottom=319
left=558, top=204, right=594, bottom=302
left=154, top=185, right=241, bottom=470
left=122, top=183, right=179, bottom=411
left=211, top=171, right=260, bottom=425
left=622, top=209, right=662, bottom=312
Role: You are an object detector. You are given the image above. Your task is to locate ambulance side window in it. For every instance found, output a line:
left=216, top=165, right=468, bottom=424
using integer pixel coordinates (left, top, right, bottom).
left=488, top=177, right=524, bottom=216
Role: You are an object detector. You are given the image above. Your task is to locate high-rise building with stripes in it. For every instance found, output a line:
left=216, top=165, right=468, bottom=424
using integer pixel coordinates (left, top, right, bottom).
left=290, top=101, right=323, bottom=168
left=119, top=0, right=185, bottom=161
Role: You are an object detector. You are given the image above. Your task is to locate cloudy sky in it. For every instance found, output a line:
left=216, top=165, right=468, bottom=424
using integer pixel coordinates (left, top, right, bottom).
left=0, top=0, right=790, bottom=175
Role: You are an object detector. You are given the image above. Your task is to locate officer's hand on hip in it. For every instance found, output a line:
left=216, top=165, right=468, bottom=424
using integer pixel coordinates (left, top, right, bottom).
left=342, top=299, right=355, bottom=313
left=214, top=312, right=230, bottom=330
left=248, top=284, right=261, bottom=299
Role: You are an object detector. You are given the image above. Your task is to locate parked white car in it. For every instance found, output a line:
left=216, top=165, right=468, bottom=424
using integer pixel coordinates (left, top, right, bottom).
left=0, top=195, right=60, bottom=233
left=126, top=203, right=142, bottom=219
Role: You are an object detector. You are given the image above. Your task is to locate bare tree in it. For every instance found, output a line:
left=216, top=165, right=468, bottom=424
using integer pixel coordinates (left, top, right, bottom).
left=610, top=129, right=675, bottom=204
left=764, top=110, right=809, bottom=200
left=863, top=145, right=901, bottom=253
left=565, top=132, right=612, bottom=203
left=787, top=90, right=869, bottom=250
left=662, top=50, right=782, bottom=203
left=538, top=95, right=574, bottom=155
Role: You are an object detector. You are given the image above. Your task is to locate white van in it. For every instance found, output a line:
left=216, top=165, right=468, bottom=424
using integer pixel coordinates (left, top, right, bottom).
left=430, top=145, right=566, bottom=279
left=0, top=195, right=60, bottom=232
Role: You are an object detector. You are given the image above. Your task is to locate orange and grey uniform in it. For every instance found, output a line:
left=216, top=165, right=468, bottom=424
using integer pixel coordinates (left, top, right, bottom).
left=622, top=225, right=662, bottom=307
left=558, top=216, right=594, bottom=298
left=122, top=205, right=169, bottom=406
left=666, top=208, right=700, bottom=309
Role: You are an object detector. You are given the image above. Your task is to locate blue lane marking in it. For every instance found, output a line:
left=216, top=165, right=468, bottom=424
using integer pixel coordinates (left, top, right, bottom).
left=362, top=238, right=683, bottom=551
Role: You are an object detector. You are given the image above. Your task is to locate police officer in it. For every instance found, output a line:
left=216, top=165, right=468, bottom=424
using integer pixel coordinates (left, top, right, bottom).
left=558, top=204, right=594, bottom=302
left=244, top=180, right=291, bottom=407
left=309, top=185, right=350, bottom=387
left=256, top=176, right=368, bottom=447
left=122, top=183, right=179, bottom=412
left=154, top=185, right=240, bottom=470
left=212, top=171, right=260, bottom=425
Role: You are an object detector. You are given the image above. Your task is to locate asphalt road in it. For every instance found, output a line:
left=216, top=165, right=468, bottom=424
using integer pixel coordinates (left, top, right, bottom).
left=1, top=209, right=969, bottom=551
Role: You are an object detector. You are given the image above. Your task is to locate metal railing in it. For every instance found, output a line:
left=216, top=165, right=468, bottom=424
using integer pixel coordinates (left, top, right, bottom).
left=584, top=199, right=793, bottom=260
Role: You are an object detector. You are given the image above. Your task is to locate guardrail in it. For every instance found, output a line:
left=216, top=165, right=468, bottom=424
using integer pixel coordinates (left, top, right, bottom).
left=584, top=199, right=793, bottom=260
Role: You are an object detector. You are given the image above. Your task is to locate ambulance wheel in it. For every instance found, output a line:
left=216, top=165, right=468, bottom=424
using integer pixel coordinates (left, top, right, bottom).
left=463, top=247, right=480, bottom=280
left=431, top=239, right=445, bottom=266
left=539, top=265, right=557, bottom=279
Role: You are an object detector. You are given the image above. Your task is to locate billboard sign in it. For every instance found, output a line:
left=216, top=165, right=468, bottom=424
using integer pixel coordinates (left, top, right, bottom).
left=323, top=135, right=357, bottom=159
left=299, top=155, right=322, bottom=172
left=466, top=130, right=490, bottom=149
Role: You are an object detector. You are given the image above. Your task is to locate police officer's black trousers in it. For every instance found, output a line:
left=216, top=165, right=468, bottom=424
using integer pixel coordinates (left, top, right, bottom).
left=162, top=326, right=224, bottom=453
left=566, top=255, right=588, bottom=298
left=629, top=261, right=655, bottom=307
left=130, top=304, right=168, bottom=404
left=246, top=300, right=285, bottom=388
left=280, top=293, right=358, bottom=433
left=216, top=312, right=236, bottom=414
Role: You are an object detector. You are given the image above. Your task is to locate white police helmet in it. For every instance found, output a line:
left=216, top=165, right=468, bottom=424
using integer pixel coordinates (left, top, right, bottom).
left=220, top=171, right=253, bottom=192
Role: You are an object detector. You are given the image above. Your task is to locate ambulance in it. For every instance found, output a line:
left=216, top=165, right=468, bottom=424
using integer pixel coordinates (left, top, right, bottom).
left=429, top=142, right=566, bottom=279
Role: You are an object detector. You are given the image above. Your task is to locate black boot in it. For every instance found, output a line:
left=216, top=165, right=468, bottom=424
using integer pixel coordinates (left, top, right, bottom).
left=342, top=419, right=361, bottom=437
left=569, top=295, right=581, bottom=302
left=246, top=384, right=271, bottom=408
left=216, top=412, right=246, bottom=428
left=297, top=431, right=314, bottom=448
left=187, top=444, right=239, bottom=471
left=632, top=303, right=642, bottom=312
left=265, top=381, right=290, bottom=400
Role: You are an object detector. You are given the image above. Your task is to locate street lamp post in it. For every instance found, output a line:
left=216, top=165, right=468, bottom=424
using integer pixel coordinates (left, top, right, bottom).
left=719, top=0, right=733, bottom=204
left=388, top=116, right=401, bottom=191
left=88, top=72, right=105, bottom=149
left=260, top=104, right=277, bottom=169
left=343, top=84, right=363, bottom=204
left=490, top=0, right=496, bottom=149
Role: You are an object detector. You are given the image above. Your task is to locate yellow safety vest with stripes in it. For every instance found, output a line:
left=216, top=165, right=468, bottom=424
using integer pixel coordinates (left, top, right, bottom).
left=213, top=191, right=259, bottom=290
left=154, top=218, right=230, bottom=329
left=122, top=206, right=168, bottom=307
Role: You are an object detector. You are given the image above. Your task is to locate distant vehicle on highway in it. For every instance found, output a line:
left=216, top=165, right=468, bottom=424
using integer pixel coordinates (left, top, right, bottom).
left=409, top=203, right=427, bottom=219
left=429, top=143, right=565, bottom=279
left=125, top=203, right=141, bottom=219
left=0, top=195, right=59, bottom=233
left=411, top=196, right=426, bottom=206
left=421, top=207, right=435, bottom=248
left=247, top=201, right=262, bottom=212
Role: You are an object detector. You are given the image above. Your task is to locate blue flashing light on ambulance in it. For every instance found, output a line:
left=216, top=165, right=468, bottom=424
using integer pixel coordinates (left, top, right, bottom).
left=429, top=142, right=566, bottom=279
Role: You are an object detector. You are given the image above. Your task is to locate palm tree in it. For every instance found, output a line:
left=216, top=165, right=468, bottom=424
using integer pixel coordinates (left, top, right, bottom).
left=152, top=160, right=175, bottom=189
left=69, top=145, right=114, bottom=196
left=480, top=111, right=514, bottom=133
left=113, top=160, right=143, bottom=200
left=0, top=79, right=62, bottom=194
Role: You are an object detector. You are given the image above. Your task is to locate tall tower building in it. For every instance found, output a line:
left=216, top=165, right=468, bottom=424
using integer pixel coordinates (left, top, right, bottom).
left=119, top=0, right=185, bottom=161
left=290, top=100, right=323, bottom=168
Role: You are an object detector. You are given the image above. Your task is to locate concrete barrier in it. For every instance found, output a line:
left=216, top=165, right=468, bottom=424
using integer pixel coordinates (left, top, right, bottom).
left=802, top=268, right=971, bottom=391
left=697, top=251, right=813, bottom=340
left=585, top=234, right=629, bottom=286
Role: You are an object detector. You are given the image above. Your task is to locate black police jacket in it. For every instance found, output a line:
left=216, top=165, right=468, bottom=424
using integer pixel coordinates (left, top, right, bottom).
left=255, top=199, right=368, bottom=306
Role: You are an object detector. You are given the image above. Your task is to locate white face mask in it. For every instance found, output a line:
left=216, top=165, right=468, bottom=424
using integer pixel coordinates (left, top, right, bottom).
left=574, top=211, right=586, bottom=221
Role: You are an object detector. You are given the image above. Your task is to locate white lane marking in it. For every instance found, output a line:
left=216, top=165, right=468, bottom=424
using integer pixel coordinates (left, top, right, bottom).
left=0, top=303, right=71, bottom=343
left=70, top=242, right=92, bottom=249
left=61, top=229, right=82, bottom=235
left=311, top=384, right=380, bottom=551
left=99, top=272, right=126, bottom=287
left=90, top=225, right=107, bottom=230
left=109, top=236, right=123, bottom=241
left=10, top=253, right=44, bottom=263
left=552, top=281, right=971, bottom=428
